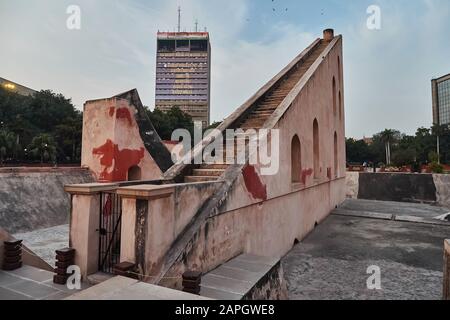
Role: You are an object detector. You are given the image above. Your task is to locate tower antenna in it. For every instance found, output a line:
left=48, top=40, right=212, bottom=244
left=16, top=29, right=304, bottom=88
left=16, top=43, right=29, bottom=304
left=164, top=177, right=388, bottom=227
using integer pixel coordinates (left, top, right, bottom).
left=177, top=6, right=181, bottom=32
left=195, top=19, right=198, bottom=32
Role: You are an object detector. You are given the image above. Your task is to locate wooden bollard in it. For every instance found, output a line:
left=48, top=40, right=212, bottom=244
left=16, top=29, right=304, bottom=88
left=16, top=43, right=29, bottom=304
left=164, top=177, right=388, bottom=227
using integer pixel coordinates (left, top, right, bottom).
left=182, top=271, right=202, bottom=295
left=53, top=248, right=75, bottom=285
left=444, top=240, right=450, bottom=300
left=2, top=240, right=23, bottom=271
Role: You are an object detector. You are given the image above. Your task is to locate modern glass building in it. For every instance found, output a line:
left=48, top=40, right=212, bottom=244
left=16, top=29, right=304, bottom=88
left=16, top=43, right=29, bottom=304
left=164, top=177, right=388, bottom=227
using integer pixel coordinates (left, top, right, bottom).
left=155, top=32, right=211, bottom=128
left=0, top=77, right=36, bottom=96
left=432, top=73, right=450, bottom=125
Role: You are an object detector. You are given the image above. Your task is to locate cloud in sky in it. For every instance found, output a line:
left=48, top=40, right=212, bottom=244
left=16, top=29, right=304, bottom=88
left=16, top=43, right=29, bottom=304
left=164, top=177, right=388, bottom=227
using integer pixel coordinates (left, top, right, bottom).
left=1, top=0, right=449, bottom=138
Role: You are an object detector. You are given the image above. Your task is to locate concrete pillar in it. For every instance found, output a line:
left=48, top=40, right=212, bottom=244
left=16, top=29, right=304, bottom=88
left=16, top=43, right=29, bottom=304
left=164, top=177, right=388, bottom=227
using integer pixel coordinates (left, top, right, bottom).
left=444, top=239, right=450, bottom=300
left=117, top=184, right=175, bottom=279
left=120, top=198, right=137, bottom=264
left=65, top=183, right=118, bottom=279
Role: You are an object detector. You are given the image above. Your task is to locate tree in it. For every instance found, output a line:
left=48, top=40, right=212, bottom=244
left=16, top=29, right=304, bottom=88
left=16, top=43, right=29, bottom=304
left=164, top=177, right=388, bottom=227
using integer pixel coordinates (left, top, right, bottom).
left=0, top=130, right=15, bottom=165
left=0, top=87, right=82, bottom=163
left=378, top=129, right=400, bottom=166
left=346, top=138, right=373, bottom=164
left=146, top=107, right=194, bottom=141
left=28, top=134, right=57, bottom=164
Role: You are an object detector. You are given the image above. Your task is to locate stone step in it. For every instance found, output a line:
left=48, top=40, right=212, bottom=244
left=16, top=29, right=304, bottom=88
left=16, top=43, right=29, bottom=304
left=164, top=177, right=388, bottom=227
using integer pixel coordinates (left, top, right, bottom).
left=192, top=169, right=226, bottom=177
left=200, top=164, right=229, bottom=170
left=185, top=176, right=220, bottom=183
left=200, top=254, right=280, bottom=300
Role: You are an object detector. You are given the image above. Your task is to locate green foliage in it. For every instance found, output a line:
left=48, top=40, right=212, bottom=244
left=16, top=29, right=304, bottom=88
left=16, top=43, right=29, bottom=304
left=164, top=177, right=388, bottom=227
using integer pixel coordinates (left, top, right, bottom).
left=347, top=125, right=450, bottom=167
left=0, top=129, right=16, bottom=164
left=345, top=138, right=373, bottom=164
left=429, top=161, right=444, bottom=174
left=28, top=133, right=57, bottom=163
left=0, top=87, right=82, bottom=163
left=205, top=121, right=222, bottom=131
left=146, top=107, right=194, bottom=141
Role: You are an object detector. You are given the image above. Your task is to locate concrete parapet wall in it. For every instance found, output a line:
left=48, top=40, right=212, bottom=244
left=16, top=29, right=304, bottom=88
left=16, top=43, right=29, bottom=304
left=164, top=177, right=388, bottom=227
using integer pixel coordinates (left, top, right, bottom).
left=346, top=172, right=450, bottom=209
left=0, top=168, right=94, bottom=233
left=160, top=178, right=345, bottom=289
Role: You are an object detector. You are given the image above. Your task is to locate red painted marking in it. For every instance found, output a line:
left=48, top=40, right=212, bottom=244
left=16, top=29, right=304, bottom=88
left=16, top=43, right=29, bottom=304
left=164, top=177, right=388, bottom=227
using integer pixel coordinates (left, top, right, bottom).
left=109, top=107, right=115, bottom=117
left=301, top=169, right=313, bottom=184
left=116, top=108, right=133, bottom=126
left=242, top=165, right=267, bottom=201
left=92, top=139, right=144, bottom=182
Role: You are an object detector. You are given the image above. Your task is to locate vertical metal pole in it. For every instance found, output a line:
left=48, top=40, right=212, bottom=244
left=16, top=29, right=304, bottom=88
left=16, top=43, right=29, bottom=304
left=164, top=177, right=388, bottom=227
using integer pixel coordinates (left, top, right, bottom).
left=177, top=6, right=181, bottom=32
left=437, top=135, right=441, bottom=165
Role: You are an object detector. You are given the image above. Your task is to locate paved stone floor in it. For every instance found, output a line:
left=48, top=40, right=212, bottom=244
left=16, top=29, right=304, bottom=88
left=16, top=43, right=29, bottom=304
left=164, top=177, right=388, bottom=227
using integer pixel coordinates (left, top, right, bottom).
left=66, top=276, right=209, bottom=300
left=14, top=224, right=69, bottom=266
left=282, top=199, right=450, bottom=300
left=0, top=265, right=88, bottom=300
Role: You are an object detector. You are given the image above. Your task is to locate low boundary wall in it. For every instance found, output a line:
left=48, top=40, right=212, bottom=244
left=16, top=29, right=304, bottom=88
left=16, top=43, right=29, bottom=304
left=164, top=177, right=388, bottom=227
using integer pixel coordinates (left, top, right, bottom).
left=346, top=172, right=450, bottom=209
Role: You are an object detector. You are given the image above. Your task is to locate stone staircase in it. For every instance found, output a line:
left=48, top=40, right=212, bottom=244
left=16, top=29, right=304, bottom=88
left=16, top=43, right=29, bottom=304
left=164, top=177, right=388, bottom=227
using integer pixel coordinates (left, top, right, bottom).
left=183, top=40, right=329, bottom=184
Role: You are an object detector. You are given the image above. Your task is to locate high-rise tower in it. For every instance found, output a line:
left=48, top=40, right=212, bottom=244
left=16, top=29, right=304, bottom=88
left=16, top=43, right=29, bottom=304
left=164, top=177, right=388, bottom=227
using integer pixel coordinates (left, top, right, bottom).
left=155, top=31, right=211, bottom=127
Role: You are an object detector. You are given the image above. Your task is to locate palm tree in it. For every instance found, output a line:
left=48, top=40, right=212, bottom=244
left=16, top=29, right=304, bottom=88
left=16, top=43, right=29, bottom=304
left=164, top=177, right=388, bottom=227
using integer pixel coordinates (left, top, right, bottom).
left=0, top=130, right=15, bottom=165
left=431, top=124, right=444, bottom=164
left=380, top=129, right=399, bottom=166
left=28, top=133, right=57, bottom=164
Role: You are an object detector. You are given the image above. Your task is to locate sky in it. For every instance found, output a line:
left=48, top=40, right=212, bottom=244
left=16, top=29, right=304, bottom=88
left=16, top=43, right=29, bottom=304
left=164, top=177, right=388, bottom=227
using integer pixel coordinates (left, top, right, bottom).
left=1, top=0, right=449, bottom=138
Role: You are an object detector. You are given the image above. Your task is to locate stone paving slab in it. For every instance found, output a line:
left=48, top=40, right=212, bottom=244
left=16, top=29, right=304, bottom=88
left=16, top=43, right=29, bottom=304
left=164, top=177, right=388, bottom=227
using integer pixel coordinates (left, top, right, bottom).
left=199, top=287, right=242, bottom=300
left=333, top=209, right=393, bottom=220
left=339, top=199, right=449, bottom=218
left=7, top=265, right=54, bottom=283
left=0, top=287, right=32, bottom=300
left=235, top=254, right=279, bottom=267
left=210, top=265, right=262, bottom=283
left=0, top=272, right=23, bottom=287
left=395, top=215, right=450, bottom=226
left=66, top=276, right=210, bottom=300
left=202, top=274, right=254, bottom=296
left=99, top=281, right=211, bottom=300
left=0, top=265, right=88, bottom=300
left=6, top=280, right=58, bottom=299
left=225, top=258, right=271, bottom=274
left=66, top=276, right=138, bottom=300
left=200, top=254, right=280, bottom=300
left=283, top=199, right=450, bottom=300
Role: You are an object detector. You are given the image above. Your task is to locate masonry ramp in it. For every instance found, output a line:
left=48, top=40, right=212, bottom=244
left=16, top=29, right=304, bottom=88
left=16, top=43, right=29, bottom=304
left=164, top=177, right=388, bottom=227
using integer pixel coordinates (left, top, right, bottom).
left=156, top=33, right=339, bottom=284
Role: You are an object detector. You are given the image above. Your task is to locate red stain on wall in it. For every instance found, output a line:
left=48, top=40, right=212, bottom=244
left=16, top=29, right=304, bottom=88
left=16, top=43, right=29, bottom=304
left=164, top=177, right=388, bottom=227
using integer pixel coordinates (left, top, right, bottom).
left=92, top=139, right=144, bottom=182
left=116, top=108, right=133, bottom=126
left=242, top=165, right=267, bottom=201
left=301, top=169, right=313, bottom=184
left=109, top=107, right=115, bottom=117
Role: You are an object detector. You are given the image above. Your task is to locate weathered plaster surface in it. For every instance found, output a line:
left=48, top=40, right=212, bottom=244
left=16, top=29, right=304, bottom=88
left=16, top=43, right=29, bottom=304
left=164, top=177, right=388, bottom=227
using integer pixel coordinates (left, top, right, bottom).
left=243, top=263, right=288, bottom=300
left=345, top=172, right=359, bottom=199
left=128, top=182, right=222, bottom=279
left=348, top=172, right=450, bottom=209
left=433, top=174, right=450, bottom=209
left=82, top=97, right=162, bottom=182
left=0, top=168, right=94, bottom=233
